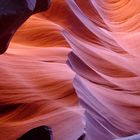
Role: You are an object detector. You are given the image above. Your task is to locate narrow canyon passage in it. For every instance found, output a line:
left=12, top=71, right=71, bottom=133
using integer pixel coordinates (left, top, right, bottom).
left=0, top=0, right=140, bottom=140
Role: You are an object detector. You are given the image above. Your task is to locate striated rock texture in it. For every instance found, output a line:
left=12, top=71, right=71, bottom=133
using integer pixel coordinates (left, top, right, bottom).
left=0, top=0, right=140, bottom=140
left=0, top=1, right=84, bottom=140
left=66, top=0, right=140, bottom=140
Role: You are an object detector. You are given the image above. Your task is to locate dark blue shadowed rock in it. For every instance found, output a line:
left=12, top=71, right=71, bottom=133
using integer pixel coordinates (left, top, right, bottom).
left=0, top=0, right=51, bottom=54
left=77, top=133, right=85, bottom=140
left=17, top=125, right=53, bottom=140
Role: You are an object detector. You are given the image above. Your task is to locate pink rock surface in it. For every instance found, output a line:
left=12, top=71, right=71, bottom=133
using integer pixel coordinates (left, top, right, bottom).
left=0, top=0, right=140, bottom=140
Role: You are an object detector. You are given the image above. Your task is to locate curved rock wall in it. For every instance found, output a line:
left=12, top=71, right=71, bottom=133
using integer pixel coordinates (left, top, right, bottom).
left=0, top=0, right=140, bottom=140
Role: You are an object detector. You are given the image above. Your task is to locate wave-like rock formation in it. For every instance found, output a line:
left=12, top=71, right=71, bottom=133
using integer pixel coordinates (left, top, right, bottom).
left=67, top=0, right=140, bottom=139
left=0, top=0, right=140, bottom=140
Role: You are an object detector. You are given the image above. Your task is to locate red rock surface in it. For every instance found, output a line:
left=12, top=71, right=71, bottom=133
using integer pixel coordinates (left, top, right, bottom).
left=0, top=0, right=140, bottom=140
